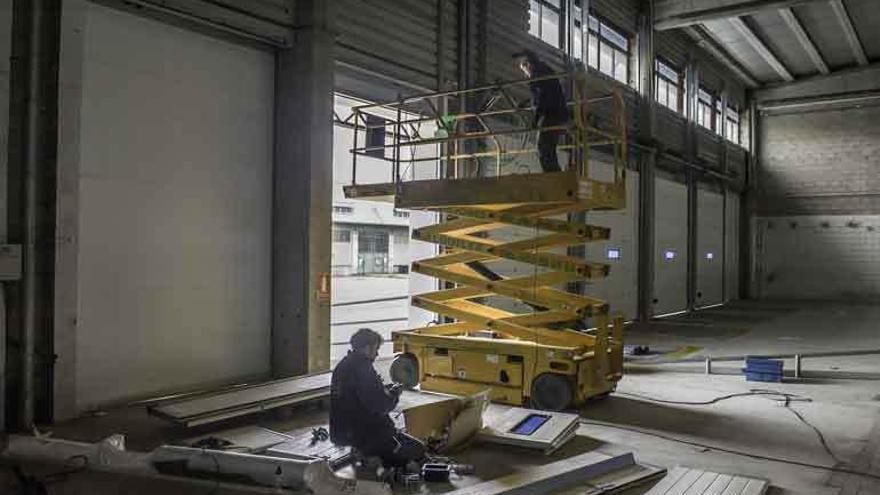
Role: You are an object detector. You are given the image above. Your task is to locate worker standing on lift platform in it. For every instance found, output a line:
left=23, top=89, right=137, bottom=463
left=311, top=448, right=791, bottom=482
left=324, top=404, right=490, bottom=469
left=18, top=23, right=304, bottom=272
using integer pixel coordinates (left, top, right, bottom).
left=330, top=328, right=426, bottom=469
left=512, top=50, right=571, bottom=173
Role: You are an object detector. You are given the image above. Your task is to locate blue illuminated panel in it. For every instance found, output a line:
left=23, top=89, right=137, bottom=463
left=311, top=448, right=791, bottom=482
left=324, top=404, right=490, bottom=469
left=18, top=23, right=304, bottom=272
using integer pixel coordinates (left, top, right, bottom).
left=510, top=414, right=551, bottom=436
left=607, top=248, right=621, bottom=260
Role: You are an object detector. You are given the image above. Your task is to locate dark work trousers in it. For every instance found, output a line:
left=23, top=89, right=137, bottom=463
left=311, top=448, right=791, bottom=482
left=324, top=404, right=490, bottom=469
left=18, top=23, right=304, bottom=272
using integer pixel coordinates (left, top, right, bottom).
left=359, top=430, right=426, bottom=468
left=538, top=128, right=563, bottom=173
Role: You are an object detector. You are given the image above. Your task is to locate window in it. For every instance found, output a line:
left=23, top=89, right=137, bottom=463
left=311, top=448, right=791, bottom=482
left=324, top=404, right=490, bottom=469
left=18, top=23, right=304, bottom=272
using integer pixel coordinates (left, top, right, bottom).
left=333, top=205, right=353, bottom=215
left=574, top=7, right=629, bottom=85
left=528, top=0, right=561, bottom=48
left=655, top=59, right=681, bottom=113
left=364, top=114, right=386, bottom=158
left=333, top=228, right=351, bottom=243
left=696, top=87, right=715, bottom=130
left=393, top=209, right=410, bottom=218
left=726, top=106, right=740, bottom=144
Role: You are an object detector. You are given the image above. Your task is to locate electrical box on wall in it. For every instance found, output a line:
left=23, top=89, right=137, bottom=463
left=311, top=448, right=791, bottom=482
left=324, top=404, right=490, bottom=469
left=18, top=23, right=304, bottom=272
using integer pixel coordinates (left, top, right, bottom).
left=0, top=245, right=22, bottom=280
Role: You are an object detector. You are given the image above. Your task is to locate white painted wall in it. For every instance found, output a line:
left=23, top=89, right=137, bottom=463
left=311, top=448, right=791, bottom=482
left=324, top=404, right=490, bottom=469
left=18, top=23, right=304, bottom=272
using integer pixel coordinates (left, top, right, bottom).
left=725, top=192, right=740, bottom=300
left=758, top=215, right=880, bottom=300
left=74, top=3, right=274, bottom=410
left=696, top=189, right=724, bottom=306
left=584, top=162, right=639, bottom=321
left=653, top=177, right=688, bottom=315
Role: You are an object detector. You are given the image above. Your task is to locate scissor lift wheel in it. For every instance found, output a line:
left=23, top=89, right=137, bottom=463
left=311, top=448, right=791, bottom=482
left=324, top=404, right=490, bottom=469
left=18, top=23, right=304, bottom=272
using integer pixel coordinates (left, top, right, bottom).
left=530, top=373, right=574, bottom=411
left=389, top=353, right=420, bottom=389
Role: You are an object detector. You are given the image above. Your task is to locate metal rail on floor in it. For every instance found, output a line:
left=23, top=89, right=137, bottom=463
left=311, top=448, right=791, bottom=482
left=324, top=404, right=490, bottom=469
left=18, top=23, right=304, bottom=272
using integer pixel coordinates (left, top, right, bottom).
left=631, top=348, right=880, bottom=379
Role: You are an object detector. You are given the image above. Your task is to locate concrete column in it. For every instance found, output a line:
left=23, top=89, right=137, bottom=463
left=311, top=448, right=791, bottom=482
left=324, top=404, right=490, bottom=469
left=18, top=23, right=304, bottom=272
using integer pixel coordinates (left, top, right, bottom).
left=740, top=99, right=759, bottom=299
left=684, top=59, right=699, bottom=311
left=686, top=168, right=698, bottom=310
left=636, top=0, right=656, bottom=324
left=6, top=0, right=61, bottom=428
left=272, top=0, right=334, bottom=377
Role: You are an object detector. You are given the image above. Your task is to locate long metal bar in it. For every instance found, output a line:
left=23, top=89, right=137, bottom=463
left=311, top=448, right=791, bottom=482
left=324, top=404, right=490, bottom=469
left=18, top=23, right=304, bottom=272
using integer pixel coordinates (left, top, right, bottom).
left=351, top=109, right=359, bottom=184
left=351, top=123, right=617, bottom=152
left=633, top=348, right=880, bottom=365
left=353, top=72, right=571, bottom=112
left=360, top=96, right=615, bottom=129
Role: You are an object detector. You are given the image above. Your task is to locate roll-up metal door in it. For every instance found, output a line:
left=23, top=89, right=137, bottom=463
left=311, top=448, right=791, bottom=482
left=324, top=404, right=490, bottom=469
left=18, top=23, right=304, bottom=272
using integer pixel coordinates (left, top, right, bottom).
left=73, top=2, right=274, bottom=411
left=335, top=0, right=459, bottom=93
left=653, top=177, right=688, bottom=315
left=696, top=188, right=724, bottom=307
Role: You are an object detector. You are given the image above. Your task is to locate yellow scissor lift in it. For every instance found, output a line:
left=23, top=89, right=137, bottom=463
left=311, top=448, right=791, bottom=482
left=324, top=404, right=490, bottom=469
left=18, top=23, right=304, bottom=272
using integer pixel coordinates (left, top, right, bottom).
left=343, top=70, right=627, bottom=410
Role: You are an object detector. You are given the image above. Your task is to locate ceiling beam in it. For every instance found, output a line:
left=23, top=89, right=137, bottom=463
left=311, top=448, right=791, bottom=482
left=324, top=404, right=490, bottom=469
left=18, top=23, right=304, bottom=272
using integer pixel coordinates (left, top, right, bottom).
left=655, top=0, right=824, bottom=31
left=829, top=0, right=868, bottom=66
left=778, top=7, right=829, bottom=75
left=728, top=17, right=795, bottom=82
left=682, top=25, right=760, bottom=88
left=754, top=61, right=880, bottom=101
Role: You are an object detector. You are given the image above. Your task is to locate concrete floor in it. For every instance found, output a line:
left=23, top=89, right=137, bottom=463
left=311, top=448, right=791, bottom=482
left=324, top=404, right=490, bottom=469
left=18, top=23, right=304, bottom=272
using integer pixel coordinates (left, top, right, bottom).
left=3, top=300, right=880, bottom=494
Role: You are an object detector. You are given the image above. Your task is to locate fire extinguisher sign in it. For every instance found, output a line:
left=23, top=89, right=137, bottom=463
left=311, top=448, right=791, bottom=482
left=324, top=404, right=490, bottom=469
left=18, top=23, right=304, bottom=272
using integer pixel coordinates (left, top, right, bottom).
left=317, top=272, right=331, bottom=302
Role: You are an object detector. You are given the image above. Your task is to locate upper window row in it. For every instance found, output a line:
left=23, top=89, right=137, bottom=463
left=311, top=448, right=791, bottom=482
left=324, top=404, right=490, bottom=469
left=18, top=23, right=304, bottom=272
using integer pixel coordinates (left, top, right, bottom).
left=529, top=0, right=629, bottom=84
left=527, top=0, right=741, bottom=145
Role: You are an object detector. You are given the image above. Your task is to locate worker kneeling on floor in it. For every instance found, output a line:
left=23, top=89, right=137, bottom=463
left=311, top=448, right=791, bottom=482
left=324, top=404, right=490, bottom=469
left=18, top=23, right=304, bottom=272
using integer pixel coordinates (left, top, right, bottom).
left=330, top=327, right=426, bottom=468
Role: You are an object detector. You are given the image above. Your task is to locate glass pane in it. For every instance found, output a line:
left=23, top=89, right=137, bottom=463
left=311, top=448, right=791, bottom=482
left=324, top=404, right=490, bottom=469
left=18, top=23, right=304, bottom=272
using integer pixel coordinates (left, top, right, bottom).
left=599, top=42, right=613, bottom=77
left=669, top=85, right=679, bottom=112
left=613, top=49, right=627, bottom=83
left=541, top=8, right=560, bottom=47
left=656, top=59, right=679, bottom=83
left=588, top=15, right=599, bottom=31
left=600, top=22, right=628, bottom=51
left=573, top=26, right=583, bottom=60
left=698, top=88, right=712, bottom=104
left=545, top=0, right=561, bottom=8
left=529, top=0, right=540, bottom=38
left=588, top=33, right=599, bottom=68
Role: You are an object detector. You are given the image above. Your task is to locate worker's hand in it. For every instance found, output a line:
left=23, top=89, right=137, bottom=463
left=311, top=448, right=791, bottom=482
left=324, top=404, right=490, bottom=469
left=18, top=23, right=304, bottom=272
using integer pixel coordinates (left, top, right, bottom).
left=387, top=383, right=404, bottom=397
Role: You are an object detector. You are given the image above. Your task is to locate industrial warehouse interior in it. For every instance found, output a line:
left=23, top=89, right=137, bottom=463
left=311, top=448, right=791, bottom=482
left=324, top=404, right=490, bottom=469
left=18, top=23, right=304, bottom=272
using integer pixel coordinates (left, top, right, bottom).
left=0, top=0, right=879, bottom=493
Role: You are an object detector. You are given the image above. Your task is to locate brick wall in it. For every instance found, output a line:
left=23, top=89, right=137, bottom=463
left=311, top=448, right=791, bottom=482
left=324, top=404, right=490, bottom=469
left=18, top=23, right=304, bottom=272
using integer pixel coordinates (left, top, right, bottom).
left=757, top=215, right=880, bottom=299
left=757, top=104, right=880, bottom=298
left=759, top=105, right=880, bottom=216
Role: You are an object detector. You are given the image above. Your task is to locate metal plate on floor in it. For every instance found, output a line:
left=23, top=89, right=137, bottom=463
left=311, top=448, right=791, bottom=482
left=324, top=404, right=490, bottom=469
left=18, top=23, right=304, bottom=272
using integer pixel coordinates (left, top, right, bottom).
left=644, top=466, right=769, bottom=495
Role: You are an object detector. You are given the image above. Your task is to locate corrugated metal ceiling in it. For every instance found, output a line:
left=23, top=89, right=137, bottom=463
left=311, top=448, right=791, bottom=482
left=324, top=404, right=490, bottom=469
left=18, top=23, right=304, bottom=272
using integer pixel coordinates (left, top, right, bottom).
left=694, top=0, right=878, bottom=86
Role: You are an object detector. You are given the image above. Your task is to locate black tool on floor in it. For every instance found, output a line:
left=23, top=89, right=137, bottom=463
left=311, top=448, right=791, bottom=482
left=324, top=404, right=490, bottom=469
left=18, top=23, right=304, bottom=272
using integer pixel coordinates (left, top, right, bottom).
left=310, top=426, right=330, bottom=446
left=421, top=463, right=452, bottom=482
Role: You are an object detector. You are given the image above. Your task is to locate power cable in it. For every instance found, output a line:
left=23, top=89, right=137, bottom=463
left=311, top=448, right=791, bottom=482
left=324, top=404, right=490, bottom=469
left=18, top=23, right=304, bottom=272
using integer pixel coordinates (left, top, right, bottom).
left=584, top=388, right=878, bottom=480
left=579, top=418, right=880, bottom=482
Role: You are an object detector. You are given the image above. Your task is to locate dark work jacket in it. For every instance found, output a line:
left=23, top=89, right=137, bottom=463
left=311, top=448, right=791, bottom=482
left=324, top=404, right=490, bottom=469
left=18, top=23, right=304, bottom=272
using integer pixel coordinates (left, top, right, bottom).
left=529, top=60, right=570, bottom=125
left=329, top=351, right=399, bottom=448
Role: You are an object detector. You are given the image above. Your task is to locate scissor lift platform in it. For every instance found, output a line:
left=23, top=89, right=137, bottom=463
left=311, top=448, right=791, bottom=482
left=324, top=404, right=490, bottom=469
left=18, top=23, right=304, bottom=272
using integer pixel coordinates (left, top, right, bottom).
left=343, top=71, right=628, bottom=410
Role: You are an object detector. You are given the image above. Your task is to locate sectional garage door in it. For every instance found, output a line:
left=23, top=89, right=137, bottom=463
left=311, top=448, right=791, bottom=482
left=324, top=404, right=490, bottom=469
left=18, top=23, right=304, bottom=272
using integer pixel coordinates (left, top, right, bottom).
left=696, top=189, right=724, bottom=307
left=653, top=178, right=688, bottom=315
left=72, top=2, right=275, bottom=411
